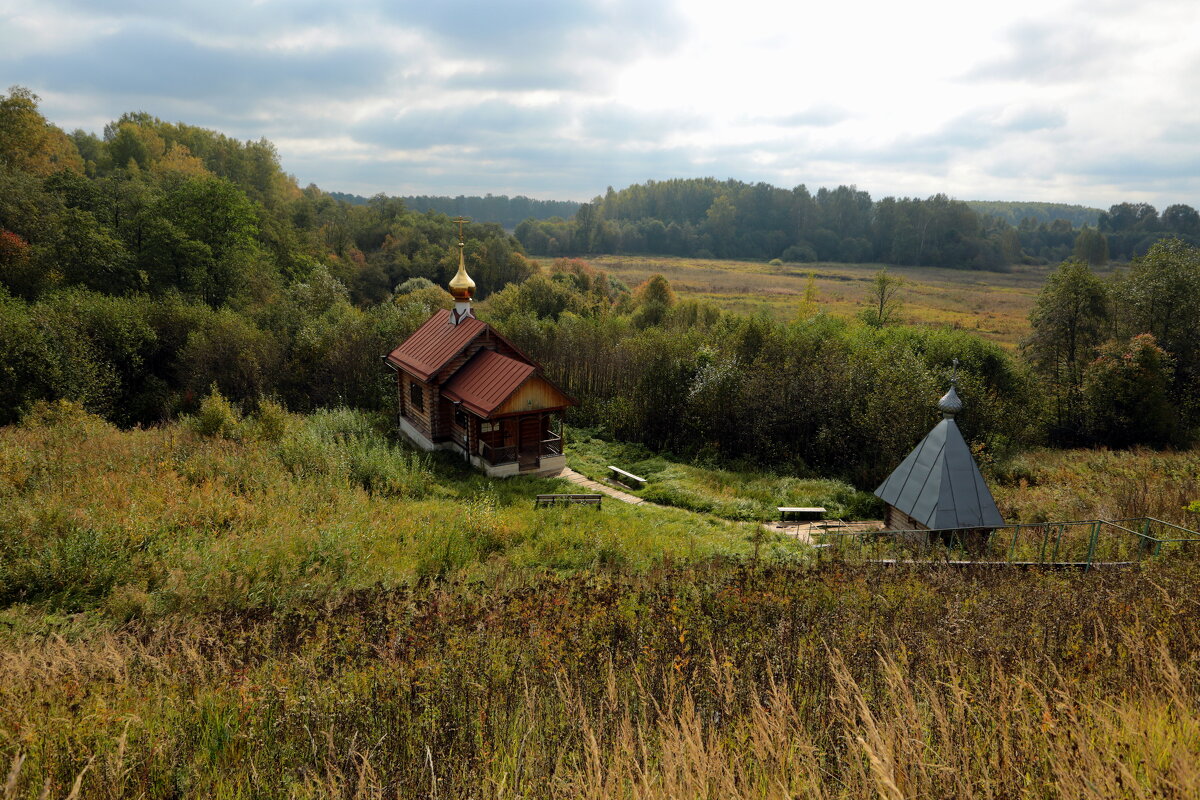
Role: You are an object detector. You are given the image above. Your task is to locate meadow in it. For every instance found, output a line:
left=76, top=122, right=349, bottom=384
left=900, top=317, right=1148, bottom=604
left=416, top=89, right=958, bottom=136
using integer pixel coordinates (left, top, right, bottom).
left=569, top=255, right=1077, bottom=348
left=566, top=433, right=883, bottom=521
left=2, top=404, right=1200, bottom=797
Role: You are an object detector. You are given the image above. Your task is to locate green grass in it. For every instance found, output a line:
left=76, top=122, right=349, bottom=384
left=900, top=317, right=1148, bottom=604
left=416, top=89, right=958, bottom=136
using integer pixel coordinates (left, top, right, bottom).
left=0, top=406, right=772, bottom=618
left=567, top=432, right=884, bottom=521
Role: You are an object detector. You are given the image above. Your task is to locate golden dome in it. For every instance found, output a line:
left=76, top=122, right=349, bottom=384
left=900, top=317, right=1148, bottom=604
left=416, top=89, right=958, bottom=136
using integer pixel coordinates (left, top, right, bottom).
left=448, top=242, right=475, bottom=301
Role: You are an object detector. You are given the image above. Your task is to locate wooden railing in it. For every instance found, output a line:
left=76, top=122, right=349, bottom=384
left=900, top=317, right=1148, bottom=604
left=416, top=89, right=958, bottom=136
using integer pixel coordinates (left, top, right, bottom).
left=478, top=441, right=517, bottom=465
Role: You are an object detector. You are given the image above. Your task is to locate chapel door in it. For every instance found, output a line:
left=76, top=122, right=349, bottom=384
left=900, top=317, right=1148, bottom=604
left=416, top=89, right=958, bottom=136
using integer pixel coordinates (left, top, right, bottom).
left=518, top=414, right=541, bottom=469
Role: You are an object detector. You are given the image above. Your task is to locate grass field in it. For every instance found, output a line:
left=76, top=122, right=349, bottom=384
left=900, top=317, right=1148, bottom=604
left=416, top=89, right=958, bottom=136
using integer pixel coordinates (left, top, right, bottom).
left=3, top=407, right=1200, bottom=797
left=564, top=255, right=1073, bottom=348
left=567, top=433, right=883, bottom=521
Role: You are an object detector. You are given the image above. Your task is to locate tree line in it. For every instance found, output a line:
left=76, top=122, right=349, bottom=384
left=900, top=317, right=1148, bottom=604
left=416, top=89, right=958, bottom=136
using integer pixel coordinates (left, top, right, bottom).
left=329, top=191, right=582, bottom=231
left=514, top=177, right=1200, bottom=270
left=2, top=86, right=1197, bottom=486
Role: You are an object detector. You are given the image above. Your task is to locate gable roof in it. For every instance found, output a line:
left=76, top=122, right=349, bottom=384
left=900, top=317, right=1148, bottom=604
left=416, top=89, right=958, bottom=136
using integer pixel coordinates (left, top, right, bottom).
left=441, top=350, right=536, bottom=417
left=385, top=309, right=487, bottom=382
left=874, top=418, right=1005, bottom=530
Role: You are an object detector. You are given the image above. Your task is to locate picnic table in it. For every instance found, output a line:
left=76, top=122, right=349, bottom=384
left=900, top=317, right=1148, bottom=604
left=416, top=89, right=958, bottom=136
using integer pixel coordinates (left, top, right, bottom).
left=778, top=506, right=826, bottom=522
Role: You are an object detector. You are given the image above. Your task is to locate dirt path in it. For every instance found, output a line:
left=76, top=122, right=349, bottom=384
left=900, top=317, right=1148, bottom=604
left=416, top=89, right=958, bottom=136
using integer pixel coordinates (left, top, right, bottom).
left=556, top=467, right=647, bottom=505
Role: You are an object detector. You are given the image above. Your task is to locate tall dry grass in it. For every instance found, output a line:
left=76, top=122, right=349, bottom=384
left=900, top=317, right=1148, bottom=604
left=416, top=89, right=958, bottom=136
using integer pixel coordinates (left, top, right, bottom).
left=993, top=447, right=1200, bottom=526
left=3, top=562, right=1199, bottom=798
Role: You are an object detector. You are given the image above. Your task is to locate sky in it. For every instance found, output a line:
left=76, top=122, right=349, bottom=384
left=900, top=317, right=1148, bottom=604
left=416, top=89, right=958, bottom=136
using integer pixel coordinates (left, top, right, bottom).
left=3, top=0, right=1199, bottom=209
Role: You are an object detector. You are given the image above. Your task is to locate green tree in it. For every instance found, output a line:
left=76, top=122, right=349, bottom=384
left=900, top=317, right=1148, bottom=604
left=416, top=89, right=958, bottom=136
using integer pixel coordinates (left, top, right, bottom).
left=156, top=175, right=259, bottom=304
left=1072, top=225, right=1108, bottom=266
left=859, top=267, right=903, bottom=327
left=1120, top=238, right=1200, bottom=378
left=1022, top=259, right=1110, bottom=440
left=631, top=274, right=676, bottom=328
left=1083, top=334, right=1177, bottom=446
left=703, top=195, right=737, bottom=257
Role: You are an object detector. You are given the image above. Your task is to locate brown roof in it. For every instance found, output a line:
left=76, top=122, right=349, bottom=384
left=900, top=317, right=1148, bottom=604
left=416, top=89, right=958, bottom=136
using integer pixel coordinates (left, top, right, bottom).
left=441, top=350, right=536, bottom=417
left=385, top=309, right=487, bottom=382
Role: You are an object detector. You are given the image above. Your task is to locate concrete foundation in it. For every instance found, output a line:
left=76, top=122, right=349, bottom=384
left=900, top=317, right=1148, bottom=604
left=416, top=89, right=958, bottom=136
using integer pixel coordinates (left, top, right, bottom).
left=400, top=415, right=565, bottom=478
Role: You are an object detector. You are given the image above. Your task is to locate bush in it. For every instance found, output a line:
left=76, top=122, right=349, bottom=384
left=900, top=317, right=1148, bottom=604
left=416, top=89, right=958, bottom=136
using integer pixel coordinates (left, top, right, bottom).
left=782, top=243, right=818, bottom=262
left=249, top=398, right=291, bottom=443
left=395, top=277, right=436, bottom=293
left=190, top=386, right=242, bottom=439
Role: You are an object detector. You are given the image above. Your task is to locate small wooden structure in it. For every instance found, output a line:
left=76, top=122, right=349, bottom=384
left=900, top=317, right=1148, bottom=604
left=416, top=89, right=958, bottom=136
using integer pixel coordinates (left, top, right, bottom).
left=873, top=368, right=1003, bottom=545
left=608, top=466, right=646, bottom=489
left=384, top=219, right=576, bottom=477
left=535, top=493, right=603, bottom=508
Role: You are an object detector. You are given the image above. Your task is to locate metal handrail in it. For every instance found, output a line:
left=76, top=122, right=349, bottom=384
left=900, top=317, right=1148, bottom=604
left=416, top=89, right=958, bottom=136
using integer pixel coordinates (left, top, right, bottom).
left=811, top=516, right=1200, bottom=568
left=1112, top=517, right=1200, bottom=541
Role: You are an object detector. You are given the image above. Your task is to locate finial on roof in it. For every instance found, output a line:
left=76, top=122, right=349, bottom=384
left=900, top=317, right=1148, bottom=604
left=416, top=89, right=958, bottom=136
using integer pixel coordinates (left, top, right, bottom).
left=448, top=216, right=476, bottom=303
left=938, top=358, right=962, bottom=419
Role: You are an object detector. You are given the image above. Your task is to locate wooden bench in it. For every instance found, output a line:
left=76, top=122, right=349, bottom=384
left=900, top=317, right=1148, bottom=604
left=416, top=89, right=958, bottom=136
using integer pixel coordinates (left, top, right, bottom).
left=608, top=466, right=647, bottom=489
left=535, top=493, right=603, bottom=509
left=778, top=506, right=826, bottom=522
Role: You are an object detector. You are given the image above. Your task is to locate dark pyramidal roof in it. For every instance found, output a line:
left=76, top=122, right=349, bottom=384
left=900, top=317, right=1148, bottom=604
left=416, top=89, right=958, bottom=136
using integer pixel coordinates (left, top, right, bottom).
left=873, top=384, right=1004, bottom=530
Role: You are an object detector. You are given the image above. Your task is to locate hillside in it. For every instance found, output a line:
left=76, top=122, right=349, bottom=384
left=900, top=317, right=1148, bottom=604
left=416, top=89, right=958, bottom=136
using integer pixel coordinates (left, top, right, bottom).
left=2, top=407, right=1200, bottom=796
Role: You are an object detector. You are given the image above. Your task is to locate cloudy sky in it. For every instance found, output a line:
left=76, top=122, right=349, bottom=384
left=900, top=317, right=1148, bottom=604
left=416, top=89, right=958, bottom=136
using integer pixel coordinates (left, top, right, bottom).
left=3, top=0, right=1198, bottom=208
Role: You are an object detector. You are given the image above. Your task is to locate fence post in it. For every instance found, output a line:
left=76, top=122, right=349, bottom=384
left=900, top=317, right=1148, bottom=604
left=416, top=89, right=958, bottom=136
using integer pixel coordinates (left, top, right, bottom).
left=1084, top=521, right=1100, bottom=571
left=1051, top=524, right=1064, bottom=564
left=1008, top=524, right=1020, bottom=563
left=1142, top=519, right=1161, bottom=558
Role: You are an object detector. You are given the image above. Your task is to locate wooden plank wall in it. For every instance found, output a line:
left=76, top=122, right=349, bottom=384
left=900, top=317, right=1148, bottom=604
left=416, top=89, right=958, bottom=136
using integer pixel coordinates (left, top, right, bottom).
left=400, top=371, right=435, bottom=439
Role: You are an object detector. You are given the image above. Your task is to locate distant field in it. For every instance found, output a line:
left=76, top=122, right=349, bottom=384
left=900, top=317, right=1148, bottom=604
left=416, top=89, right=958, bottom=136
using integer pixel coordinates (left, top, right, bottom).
left=553, top=255, right=1071, bottom=348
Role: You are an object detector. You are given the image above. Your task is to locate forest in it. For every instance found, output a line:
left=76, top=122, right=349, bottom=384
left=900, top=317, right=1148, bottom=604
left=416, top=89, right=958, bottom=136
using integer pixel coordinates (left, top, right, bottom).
left=514, top=178, right=1200, bottom=269
left=2, top=86, right=1199, bottom=483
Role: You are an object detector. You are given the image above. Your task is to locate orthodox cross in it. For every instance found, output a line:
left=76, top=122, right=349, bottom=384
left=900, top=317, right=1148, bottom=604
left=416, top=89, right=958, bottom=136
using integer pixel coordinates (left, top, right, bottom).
left=451, top=216, right=469, bottom=244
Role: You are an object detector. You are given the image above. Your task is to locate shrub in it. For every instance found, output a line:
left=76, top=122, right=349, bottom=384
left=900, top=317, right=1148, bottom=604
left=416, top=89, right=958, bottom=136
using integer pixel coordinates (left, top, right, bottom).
left=20, top=398, right=107, bottom=431
left=395, top=276, right=436, bottom=293
left=249, top=398, right=291, bottom=443
left=190, top=386, right=242, bottom=439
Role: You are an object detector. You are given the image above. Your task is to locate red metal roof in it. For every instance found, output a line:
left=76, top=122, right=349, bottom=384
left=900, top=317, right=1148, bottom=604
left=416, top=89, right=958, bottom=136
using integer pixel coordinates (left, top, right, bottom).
left=385, top=309, right=487, bottom=382
left=441, top=350, right=535, bottom=417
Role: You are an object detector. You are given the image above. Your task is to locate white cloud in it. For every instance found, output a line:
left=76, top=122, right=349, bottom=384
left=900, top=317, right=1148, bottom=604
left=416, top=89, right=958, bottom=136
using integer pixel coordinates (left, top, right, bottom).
left=1, top=0, right=1198, bottom=207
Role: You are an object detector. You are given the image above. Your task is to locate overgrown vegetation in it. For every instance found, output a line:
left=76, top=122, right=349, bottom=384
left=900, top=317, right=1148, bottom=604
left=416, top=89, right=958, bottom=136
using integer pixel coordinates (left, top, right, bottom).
left=3, top=556, right=1199, bottom=797
left=991, top=447, right=1200, bottom=526
left=0, top=405, right=757, bottom=616
left=4, top=86, right=1200, bottom=799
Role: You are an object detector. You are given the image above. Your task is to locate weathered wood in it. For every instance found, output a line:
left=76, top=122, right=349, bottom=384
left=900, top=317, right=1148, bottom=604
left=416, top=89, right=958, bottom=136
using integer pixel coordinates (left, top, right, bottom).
left=608, top=466, right=646, bottom=489
left=535, top=493, right=603, bottom=509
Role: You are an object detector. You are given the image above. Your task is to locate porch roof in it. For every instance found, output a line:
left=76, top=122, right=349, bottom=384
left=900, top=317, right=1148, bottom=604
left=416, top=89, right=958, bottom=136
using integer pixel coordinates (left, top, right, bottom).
left=442, top=349, right=535, bottom=418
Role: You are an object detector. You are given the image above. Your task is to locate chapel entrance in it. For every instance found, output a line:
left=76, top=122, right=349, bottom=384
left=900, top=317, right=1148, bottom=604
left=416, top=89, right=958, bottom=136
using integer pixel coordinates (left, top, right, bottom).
left=518, top=414, right=541, bottom=470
